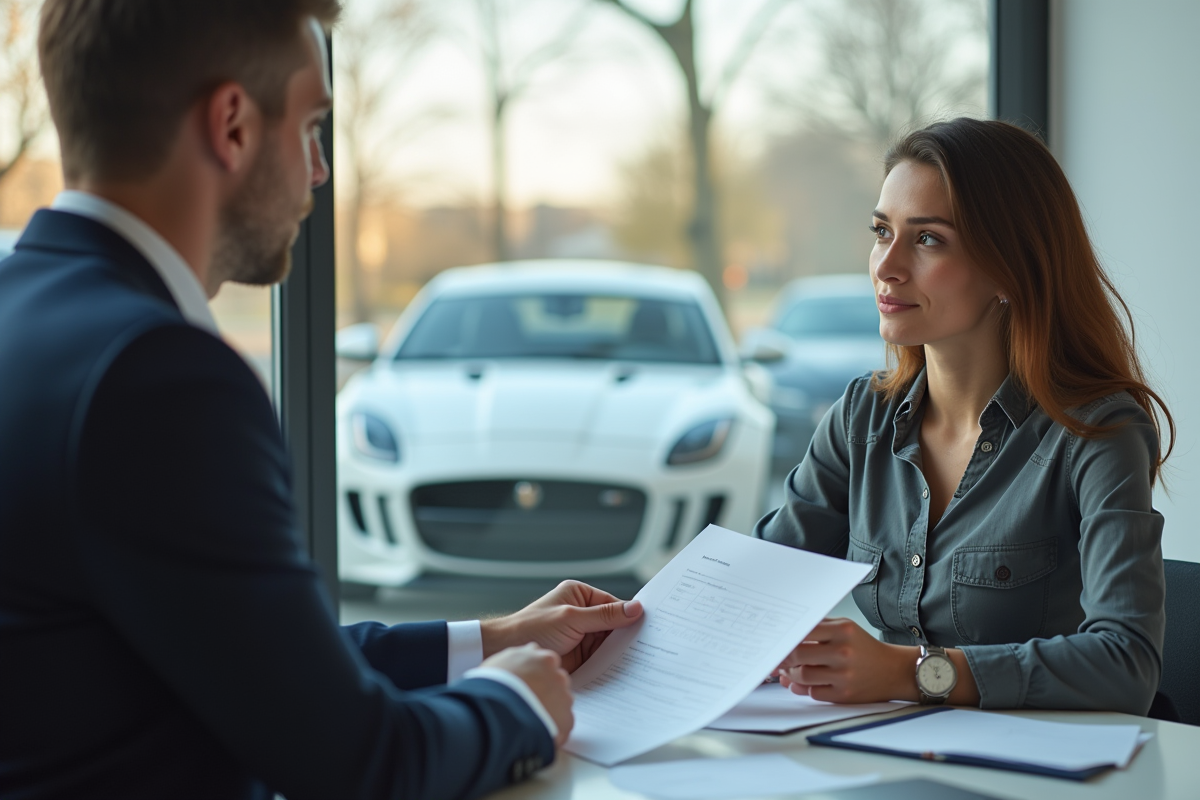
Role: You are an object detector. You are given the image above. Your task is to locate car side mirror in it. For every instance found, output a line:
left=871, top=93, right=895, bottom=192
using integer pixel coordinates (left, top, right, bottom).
left=335, top=323, right=380, bottom=362
left=739, top=328, right=788, bottom=363
left=741, top=361, right=774, bottom=405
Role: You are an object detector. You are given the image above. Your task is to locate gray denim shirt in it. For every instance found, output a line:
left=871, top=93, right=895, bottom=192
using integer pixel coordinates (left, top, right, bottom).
left=754, top=370, right=1165, bottom=715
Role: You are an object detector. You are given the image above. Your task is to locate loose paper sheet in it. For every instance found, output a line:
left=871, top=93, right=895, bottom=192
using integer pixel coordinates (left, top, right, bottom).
left=565, top=525, right=870, bottom=765
left=609, top=754, right=878, bottom=800
left=834, top=709, right=1144, bottom=771
left=707, top=682, right=907, bottom=734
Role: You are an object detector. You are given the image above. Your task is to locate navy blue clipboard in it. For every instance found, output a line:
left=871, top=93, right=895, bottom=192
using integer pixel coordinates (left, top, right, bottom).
left=807, top=707, right=1113, bottom=781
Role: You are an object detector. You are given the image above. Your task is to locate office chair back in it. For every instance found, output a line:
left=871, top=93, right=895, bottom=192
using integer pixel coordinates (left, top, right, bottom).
left=1157, top=559, right=1200, bottom=725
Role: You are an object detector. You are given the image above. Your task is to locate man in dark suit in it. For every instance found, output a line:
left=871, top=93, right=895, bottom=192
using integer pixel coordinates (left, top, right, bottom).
left=0, top=2, right=643, bottom=798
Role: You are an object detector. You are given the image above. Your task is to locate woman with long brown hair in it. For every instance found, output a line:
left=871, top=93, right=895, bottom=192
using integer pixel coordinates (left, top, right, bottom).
left=757, top=118, right=1173, bottom=714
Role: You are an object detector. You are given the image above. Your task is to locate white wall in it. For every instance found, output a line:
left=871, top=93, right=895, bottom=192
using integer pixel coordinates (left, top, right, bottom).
left=1051, top=0, right=1200, bottom=563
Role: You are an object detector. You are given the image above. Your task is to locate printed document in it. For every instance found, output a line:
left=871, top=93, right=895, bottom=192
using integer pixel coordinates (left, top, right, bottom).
left=564, top=525, right=870, bottom=765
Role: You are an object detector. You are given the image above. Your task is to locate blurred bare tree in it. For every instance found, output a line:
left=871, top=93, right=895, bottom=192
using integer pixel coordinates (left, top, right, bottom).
left=760, top=131, right=880, bottom=278
left=598, top=0, right=792, bottom=307
left=791, top=0, right=988, bottom=152
left=466, top=0, right=592, bottom=262
left=752, top=0, right=987, bottom=281
left=614, top=141, right=690, bottom=268
left=614, top=137, right=782, bottom=280
left=0, top=0, right=48, bottom=193
left=335, top=0, right=440, bottom=323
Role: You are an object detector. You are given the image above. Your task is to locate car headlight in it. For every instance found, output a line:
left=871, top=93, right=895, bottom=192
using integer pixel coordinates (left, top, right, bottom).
left=667, top=418, right=734, bottom=466
left=350, top=411, right=400, bottom=463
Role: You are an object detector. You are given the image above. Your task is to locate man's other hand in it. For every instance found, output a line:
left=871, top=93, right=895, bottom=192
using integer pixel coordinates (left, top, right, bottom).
left=481, top=580, right=644, bottom=673
left=482, top=644, right=573, bottom=746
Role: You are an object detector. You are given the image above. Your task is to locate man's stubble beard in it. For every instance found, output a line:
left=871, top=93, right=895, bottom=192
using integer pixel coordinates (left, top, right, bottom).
left=214, top=137, right=314, bottom=288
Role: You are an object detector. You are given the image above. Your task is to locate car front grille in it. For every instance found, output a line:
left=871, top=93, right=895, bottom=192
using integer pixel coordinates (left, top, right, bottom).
left=411, top=479, right=646, bottom=561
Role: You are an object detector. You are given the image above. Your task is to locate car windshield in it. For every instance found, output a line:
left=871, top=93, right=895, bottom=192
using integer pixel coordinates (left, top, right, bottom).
left=776, top=295, right=880, bottom=339
left=396, top=293, right=721, bottom=364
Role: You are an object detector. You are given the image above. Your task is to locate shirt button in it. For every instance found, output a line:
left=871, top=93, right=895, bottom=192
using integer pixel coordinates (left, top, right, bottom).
left=910, top=626, right=922, bottom=639
left=981, top=441, right=994, bottom=453
left=921, top=487, right=929, bottom=499
left=995, top=565, right=1012, bottom=581
left=910, top=554, right=922, bottom=567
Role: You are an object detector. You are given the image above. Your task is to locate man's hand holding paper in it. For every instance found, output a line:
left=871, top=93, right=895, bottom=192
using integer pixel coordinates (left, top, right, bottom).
left=562, top=525, right=871, bottom=765
left=481, top=580, right=645, bottom=673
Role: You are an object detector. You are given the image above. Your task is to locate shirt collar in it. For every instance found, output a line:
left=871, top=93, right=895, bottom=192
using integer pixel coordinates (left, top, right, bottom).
left=990, top=373, right=1036, bottom=428
left=51, top=191, right=219, bottom=335
left=893, top=367, right=1035, bottom=429
left=894, top=370, right=928, bottom=424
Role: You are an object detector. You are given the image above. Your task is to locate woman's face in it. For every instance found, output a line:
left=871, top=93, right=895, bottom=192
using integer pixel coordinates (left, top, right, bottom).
left=870, top=160, right=1002, bottom=351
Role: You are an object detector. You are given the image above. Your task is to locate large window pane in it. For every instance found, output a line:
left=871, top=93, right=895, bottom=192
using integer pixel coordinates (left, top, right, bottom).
left=210, top=286, right=274, bottom=395
left=332, top=0, right=989, bottom=621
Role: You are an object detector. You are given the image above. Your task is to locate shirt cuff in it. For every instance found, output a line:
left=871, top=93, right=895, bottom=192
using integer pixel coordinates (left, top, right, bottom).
left=463, top=666, right=559, bottom=742
left=960, top=643, right=1025, bottom=708
left=446, top=620, right=484, bottom=683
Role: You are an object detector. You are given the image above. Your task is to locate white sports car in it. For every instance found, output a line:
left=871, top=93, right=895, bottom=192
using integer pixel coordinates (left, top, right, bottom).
left=335, top=261, right=775, bottom=586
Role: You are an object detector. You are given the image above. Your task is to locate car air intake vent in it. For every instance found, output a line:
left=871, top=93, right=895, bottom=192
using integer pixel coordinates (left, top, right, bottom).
left=411, top=480, right=646, bottom=561
left=702, top=494, right=726, bottom=528
left=664, top=498, right=687, bottom=550
left=347, top=492, right=368, bottom=535
left=377, top=496, right=398, bottom=545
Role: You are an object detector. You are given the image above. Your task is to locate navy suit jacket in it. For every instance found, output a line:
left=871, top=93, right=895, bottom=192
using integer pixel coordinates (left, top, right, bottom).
left=0, top=210, right=553, bottom=800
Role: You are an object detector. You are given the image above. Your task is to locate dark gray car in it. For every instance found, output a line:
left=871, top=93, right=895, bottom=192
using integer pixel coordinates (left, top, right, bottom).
left=742, top=274, right=886, bottom=472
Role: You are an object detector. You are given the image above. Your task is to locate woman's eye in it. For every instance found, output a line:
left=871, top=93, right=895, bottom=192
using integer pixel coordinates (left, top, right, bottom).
left=868, top=224, right=890, bottom=240
left=918, top=232, right=940, bottom=246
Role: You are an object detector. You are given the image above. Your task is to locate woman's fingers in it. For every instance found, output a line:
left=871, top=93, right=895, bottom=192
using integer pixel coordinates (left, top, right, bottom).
left=808, top=683, right=853, bottom=704
left=777, top=650, right=800, bottom=671
left=788, top=664, right=836, bottom=686
left=778, top=619, right=852, bottom=670
left=783, top=641, right=847, bottom=668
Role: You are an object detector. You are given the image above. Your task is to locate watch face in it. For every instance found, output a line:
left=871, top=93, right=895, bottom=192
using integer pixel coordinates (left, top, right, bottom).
left=917, top=654, right=956, bottom=696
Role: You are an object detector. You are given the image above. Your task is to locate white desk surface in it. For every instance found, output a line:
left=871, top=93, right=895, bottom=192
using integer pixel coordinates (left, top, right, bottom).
left=496, top=707, right=1200, bottom=799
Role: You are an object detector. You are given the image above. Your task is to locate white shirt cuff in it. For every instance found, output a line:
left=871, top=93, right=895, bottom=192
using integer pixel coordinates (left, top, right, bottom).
left=463, top=666, right=559, bottom=742
left=446, top=620, right=484, bottom=683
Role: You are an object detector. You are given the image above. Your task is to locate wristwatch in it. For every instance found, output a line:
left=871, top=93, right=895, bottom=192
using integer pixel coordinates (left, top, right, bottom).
left=916, top=645, right=957, bottom=704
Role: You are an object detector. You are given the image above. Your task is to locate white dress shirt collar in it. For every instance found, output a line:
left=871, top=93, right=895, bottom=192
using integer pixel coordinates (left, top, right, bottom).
left=51, top=191, right=219, bottom=335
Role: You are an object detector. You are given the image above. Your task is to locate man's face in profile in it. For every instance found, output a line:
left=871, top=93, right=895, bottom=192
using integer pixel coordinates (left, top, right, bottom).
left=216, top=18, right=332, bottom=287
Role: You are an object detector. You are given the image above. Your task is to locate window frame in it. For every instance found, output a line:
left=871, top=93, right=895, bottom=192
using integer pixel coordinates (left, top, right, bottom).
left=990, top=0, right=1050, bottom=139
left=273, top=34, right=340, bottom=605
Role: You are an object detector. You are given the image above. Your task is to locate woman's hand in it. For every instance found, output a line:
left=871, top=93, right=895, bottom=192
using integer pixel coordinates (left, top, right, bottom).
left=776, top=617, right=919, bottom=704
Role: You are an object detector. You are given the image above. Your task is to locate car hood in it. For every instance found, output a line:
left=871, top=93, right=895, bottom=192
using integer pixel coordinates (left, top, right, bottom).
left=772, top=337, right=887, bottom=391
left=341, top=360, right=740, bottom=446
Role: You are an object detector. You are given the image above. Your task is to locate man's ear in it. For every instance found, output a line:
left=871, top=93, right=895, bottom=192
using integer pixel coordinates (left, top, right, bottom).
left=204, top=82, right=259, bottom=175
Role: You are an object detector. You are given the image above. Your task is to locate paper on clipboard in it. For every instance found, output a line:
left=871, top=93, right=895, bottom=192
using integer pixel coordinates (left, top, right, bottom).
left=564, top=525, right=870, bottom=766
left=810, top=708, right=1151, bottom=779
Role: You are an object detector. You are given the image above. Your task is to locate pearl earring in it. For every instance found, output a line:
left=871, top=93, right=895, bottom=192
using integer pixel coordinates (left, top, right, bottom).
left=999, top=298, right=1009, bottom=305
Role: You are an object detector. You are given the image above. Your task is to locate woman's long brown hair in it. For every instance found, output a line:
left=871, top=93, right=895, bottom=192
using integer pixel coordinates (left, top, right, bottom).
left=871, top=118, right=1174, bottom=484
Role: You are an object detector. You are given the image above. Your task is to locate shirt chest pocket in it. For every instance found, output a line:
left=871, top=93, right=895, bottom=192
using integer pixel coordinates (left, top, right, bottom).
left=846, top=536, right=885, bottom=630
left=950, top=538, right=1058, bottom=645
